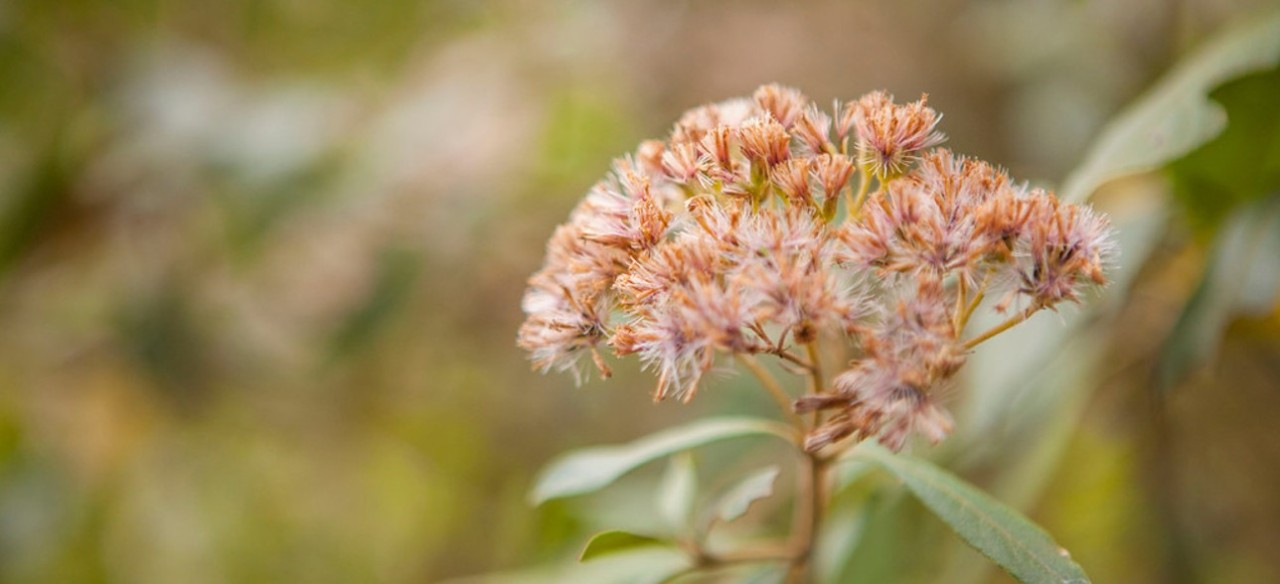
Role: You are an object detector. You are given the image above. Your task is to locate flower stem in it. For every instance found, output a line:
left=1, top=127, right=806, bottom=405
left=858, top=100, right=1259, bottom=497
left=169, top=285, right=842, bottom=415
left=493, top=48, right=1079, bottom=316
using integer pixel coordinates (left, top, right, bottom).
left=953, top=276, right=968, bottom=334
left=736, top=353, right=805, bottom=429
left=781, top=341, right=831, bottom=583
left=963, top=305, right=1039, bottom=350
left=804, top=342, right=825, bottom=395
left=845, top=166, right=871, bottom=220
left=785, top=452, right=828, bottom=584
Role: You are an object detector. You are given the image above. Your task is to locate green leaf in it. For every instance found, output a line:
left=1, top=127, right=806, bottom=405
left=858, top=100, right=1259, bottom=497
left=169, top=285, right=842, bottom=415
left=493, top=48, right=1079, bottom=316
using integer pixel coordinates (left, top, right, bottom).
left=1169, top=65, right=1280, bottom=230
left=443, top=548, right=688, bottom=584
left=579, top=530, right=667, bottom=562
left=529, top=417, right=794, bottom=505
left=715, top=465, right=781, bottom=523
left=1060, top=13, right=1280, bottom=203
left=657, top=452, right=697, bottom=532
left=857, top=442, right=1091, bottom=584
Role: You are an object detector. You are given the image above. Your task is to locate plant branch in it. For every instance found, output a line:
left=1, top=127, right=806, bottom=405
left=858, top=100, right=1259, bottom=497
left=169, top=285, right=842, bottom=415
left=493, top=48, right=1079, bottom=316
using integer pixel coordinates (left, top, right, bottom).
left=845, top=165, right=871, bottom=220
left=957, top=271, right=993, bottom=331
left=804, top=342, right=825, bottom=395
left=963, top=305, right=1039, bottom=350
left=784, top=453, right=829, bottom=583
left=953, top=276, right=968, bottom=333
left=773, top=348, right=815, bottom=371
left=736, top=353, right=805, bottom=429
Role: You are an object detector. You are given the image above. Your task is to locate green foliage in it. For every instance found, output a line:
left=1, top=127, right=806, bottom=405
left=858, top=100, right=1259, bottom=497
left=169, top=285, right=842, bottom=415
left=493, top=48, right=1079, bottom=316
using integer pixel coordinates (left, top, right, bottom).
left=327, top=248, right=422, bottom=359
left=579, top=530, right=668, bottom=562
left=713, top=466, right=780, bottom=523
left=1169, top=66, right=1280, bottom=231
left=1149, top=25, right=1280, bottom=391
left=857, top=442, right=1091, bottom=584
left=1060, top=13, right=1280, bottom=204
left=657, top=453, right=697, bottom=533
left=529, top=417, right=793, bottom=505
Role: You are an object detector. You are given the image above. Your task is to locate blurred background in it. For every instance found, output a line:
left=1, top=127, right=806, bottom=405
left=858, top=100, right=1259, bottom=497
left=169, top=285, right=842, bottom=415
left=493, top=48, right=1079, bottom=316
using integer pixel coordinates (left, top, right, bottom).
left=1, top=1, right=1278, bottom=582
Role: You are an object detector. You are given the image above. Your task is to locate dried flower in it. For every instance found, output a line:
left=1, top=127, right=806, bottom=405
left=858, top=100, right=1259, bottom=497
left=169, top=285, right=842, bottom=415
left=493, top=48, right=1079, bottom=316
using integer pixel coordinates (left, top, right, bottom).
left=793, top=106, right=833, bottom=154
left=738, top=117, right=792, bottom=169
left=753, top=84, right=808, bottom=128
left=1005, top=193, right=1115, bottom=310
left=518, top=84, right=1117, bottom=451
left=851, top=91, right=945, bottom=179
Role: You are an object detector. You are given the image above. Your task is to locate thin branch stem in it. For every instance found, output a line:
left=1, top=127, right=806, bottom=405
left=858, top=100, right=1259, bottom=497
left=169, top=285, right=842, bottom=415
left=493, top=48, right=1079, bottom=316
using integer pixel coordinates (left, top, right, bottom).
left=963, top=305, right=1040, bottom=350
left=845, top=166, right=871, bottom=221
left=960, top=287, right=986, bottom=330
left=784, top=454, right=828, bottom=584
left=804, top=342, right=825, bottom=395
left=773, top=348, right=815, bottom=371
left=953, top=276, right=968, bottom=334
left=957, top=270, right=993, bottom=331
left=777, top=340, right=831, bottom=584
left=804, top=340, right=825, bottom=427
left=736, top=353, right=805, bottom=429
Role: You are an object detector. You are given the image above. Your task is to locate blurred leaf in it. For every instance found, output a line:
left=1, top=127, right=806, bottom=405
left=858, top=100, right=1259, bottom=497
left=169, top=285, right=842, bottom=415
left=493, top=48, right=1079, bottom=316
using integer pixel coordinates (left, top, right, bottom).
left=817, top=458, right=879, bottom=580
left=1155, top=197, right=1280, bottom=391
left=657, top=452, right=696, bottom=533
left=0, top=137, right=78, bottom=277
left=217, top=152, right=345, bottom=258
left=116, top=279, right=211, bottom=411
left=327, top=247, right=421, bottom=358
left=538, top=88, right=635, bottom=187
left=1169, top=65, right=1280, bottom=230
left=831, top=457, right=876, bottom=493
left=736, top=565, right=787, bottom=584
left=579, top=530, right=667, bottom=562
left=1061, top=13, right=1280, bottom=203
left=714, top=465, right=780, bottom=524
left=829, top=487, right=919, bottom=584
left=529, top=417, right=793, bottom=505
left=961, top=192, right=1169, bottom=446
left=444, top=548, right=688, bottom=584
left=816, top=497, right=870, bottom=583
left=857, top=442, right=1091, bottom=584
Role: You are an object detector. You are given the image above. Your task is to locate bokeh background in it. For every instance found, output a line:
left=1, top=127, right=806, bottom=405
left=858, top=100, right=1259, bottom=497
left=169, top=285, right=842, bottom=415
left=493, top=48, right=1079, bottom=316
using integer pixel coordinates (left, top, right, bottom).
left=1, top=1, right=1279, bottom=582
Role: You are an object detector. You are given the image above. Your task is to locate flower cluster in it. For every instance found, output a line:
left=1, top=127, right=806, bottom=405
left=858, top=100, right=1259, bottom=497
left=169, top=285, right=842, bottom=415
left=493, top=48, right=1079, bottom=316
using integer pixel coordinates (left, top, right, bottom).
left=518, top=85, right=1116, bottom=451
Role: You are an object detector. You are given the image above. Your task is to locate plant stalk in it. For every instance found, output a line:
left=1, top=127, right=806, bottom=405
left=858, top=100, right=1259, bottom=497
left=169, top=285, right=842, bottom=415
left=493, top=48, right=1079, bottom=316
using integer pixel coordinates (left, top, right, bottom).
left=963, top=305, right=1039, bottom=350
left=736, top=353, right=805, bottom=429
left=785, top=452, right=828, bottom=583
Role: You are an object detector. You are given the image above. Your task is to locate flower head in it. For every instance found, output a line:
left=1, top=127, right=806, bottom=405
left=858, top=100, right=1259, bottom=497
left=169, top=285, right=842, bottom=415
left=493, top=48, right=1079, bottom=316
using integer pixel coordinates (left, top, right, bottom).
left=848, top=91, right=945, bottom=179
left=518, top=85, right=1117, bottom=450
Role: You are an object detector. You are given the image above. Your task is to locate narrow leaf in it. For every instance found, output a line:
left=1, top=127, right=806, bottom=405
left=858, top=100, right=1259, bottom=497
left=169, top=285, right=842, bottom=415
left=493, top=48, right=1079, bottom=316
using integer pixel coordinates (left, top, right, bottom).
left=579, top=530, right=666, bottom=562
left=857, top=442, right=1091, bottom=584
left=1061, top=13, right=1280, bottom=203
left=530, top=417, right=793, bottom=504
left=716, top=466, right=781, bottom=523
left=657, top=452, right=697, bottom=531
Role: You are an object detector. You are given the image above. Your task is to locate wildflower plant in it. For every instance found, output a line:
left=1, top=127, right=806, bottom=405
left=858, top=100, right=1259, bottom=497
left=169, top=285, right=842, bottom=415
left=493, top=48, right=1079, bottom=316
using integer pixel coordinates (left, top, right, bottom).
left=519, top=85, right=1113, bottom=583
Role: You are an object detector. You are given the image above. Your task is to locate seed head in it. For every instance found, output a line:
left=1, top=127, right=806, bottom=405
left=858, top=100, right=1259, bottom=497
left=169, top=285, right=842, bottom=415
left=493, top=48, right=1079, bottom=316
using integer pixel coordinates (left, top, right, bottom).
left=753, top=84, right=809, bottom=128
left=518, top=84, right=1117, bottom=448
left=851, top=91, right=945, bottom=179
left=738, top=117, right=792, bottom=169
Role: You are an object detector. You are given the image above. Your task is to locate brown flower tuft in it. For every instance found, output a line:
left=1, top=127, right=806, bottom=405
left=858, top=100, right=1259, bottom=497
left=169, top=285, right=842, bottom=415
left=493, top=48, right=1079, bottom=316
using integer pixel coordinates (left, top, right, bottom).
left=518, top=85, right=1116, bottom=450
left=849, top=91, right=945, bottom=179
